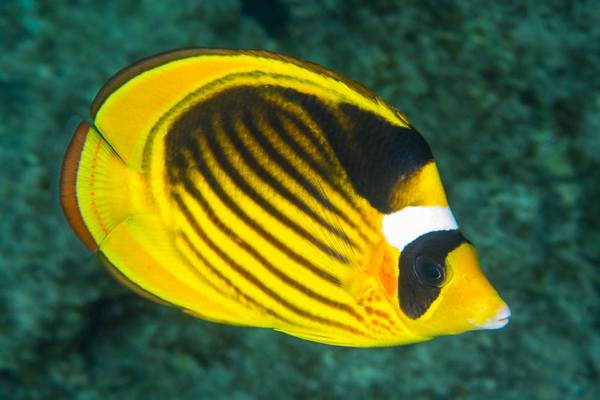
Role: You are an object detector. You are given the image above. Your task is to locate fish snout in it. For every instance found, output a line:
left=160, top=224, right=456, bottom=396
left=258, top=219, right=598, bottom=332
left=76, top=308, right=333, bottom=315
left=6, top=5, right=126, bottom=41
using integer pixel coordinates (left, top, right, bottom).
left=477, top=303, right=511, bottom=330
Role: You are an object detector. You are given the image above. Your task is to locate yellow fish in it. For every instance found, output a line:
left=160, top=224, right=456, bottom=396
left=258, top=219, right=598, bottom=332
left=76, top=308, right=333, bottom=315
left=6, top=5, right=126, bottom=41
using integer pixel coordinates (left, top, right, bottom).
left=60, top=49, right=510, bottom=346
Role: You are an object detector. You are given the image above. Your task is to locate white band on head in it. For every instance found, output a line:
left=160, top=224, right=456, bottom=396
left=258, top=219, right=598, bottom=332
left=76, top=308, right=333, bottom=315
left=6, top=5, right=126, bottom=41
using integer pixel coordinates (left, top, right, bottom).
left=382, top=206, right=458, bottom=251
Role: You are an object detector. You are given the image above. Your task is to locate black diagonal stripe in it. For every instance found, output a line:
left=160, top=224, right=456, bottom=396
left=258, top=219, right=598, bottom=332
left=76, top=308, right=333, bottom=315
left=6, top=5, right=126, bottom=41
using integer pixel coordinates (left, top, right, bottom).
left=260, top=91, right=373, bottom=236
left=260, top=103, right=375, bottom=241
left=175, top=195, right=369, bottom=337
left=164, top=85, right=377, bottom=237
left=177, top=231, right=294, bottom=325
left=272, top=88, right=362, bottom=201
left=173, top=178, right=365, bottom=324
left=224, top=113, right=357, bottom=241
left=267, top=98, right=333, bottom=167
left=262, top=97, right=334, bottom=186
left=271, top=103, right=332, bottom=169
left=266, top=109, right=377, bottom=242
left=240, top=108, right=373, bottom=238
left=204, top=118, right=348, bottom=263
left=277, top=87, right=434, bottom=213
left=239, top=109, right=336, bottom=210
left=176, top=138, right=342, bottom=285
left=220, top=112, right=366, bottom=252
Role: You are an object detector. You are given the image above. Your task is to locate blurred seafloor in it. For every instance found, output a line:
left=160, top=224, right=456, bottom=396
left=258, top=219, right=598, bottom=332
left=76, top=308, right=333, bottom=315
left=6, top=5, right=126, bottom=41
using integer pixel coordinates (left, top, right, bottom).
left=1, top=1, right=599, bottom=399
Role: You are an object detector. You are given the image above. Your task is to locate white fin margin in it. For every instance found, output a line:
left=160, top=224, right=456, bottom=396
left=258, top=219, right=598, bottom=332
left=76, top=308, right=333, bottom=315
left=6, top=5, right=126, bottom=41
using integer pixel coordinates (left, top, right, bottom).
left=382, top=206, right=458, bottom=251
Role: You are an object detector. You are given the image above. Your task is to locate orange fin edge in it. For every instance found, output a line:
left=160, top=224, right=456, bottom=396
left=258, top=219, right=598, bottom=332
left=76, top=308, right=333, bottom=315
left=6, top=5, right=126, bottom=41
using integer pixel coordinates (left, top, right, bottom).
left=60, top=121, right=98, bottom=251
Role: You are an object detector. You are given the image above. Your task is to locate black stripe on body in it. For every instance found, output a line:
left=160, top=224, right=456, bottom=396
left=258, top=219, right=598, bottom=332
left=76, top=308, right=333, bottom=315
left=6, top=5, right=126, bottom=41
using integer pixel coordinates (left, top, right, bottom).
left=277, top=88, right=434, bottom=213
left=163, top=84, right=376, bottom=233
left=239, top=109, right=374, bottom=240
left=222, top=112, right=369, bottom=246
left=169, top=133, right=342, bottom=285
left=265, top=98, right=333, bottom=168
left=258, top=105, right=375, bottom=241
left=175, top=193, right=368, bottom=336
left=263, top=103, right=342, bottom=196
left=177, top=230, right=294, bottom=325
left=171, top=165, right=365, bottom=324
left=204, top=114, right=350, bottom=263
left=255, top=103, right=373, bottom=225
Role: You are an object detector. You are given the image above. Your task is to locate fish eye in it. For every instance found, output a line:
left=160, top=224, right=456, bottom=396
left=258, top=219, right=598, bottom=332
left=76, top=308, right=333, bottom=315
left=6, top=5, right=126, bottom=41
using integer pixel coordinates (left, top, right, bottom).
left=414, top=256, right=445, bottom=287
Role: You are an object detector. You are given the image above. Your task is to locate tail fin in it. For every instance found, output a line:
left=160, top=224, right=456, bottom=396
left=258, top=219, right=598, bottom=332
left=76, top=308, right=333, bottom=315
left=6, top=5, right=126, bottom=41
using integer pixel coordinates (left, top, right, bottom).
left=60, top=122, right=132, bottom=250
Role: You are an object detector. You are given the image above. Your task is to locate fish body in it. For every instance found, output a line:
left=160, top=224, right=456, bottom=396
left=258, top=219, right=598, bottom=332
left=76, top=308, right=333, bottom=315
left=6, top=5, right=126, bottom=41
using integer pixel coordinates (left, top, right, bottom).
left=61, top=49, right=509, bottom=346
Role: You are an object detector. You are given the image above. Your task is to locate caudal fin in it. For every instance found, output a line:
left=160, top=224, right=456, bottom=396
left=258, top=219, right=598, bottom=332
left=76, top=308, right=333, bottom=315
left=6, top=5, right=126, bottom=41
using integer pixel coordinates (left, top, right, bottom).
left=60, top=122, right=132, bottom=250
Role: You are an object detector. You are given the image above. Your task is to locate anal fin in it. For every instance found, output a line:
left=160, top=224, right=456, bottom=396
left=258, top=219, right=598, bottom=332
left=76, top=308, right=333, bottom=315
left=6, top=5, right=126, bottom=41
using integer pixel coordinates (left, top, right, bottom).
left=98, top=214, right=259, bottom=326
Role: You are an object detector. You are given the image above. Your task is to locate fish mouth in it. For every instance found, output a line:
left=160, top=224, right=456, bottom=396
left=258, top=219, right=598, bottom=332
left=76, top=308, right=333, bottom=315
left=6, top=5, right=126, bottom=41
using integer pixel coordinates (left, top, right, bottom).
left=477, top=304, right=511, bottom=330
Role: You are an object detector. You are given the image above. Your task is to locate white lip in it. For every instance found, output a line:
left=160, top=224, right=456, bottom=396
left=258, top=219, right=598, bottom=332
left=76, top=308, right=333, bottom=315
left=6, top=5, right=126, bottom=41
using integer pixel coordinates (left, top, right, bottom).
left=477, top=304, right=511, bottom=330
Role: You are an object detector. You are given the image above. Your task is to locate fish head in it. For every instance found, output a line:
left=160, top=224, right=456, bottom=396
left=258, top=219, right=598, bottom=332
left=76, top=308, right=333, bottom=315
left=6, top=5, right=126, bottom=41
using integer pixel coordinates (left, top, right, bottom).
left=394, top=231, right=510, bottom=338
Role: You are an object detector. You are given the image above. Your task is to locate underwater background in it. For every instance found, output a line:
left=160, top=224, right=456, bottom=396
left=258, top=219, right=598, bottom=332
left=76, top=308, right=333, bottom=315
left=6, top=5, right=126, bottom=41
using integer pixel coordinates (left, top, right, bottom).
left=1, top=0, right=599, bottom=399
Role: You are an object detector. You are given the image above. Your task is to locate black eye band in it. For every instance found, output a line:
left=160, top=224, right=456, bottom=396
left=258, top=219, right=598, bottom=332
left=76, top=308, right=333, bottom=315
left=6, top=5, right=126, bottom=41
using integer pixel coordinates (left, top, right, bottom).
left=414, top=255, right=445, bottom=287
left=397, top=230, right=467, bottom=319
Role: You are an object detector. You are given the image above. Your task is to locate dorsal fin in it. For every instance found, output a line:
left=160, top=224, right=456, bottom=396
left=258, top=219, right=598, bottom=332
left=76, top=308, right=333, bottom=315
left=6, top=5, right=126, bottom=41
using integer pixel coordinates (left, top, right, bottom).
left=89, top=48, right=406, bottom=171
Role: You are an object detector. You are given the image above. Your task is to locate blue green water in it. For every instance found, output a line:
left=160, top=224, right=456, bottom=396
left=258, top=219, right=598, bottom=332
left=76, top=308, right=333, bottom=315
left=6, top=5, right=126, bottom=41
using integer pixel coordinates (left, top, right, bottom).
left=1, top=1, right=599, bottom=399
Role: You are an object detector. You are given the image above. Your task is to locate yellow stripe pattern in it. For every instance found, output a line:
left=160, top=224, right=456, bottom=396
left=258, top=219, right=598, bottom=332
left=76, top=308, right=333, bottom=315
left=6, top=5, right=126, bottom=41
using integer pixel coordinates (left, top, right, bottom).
left=92, top=51, right=427, bottom=346
left=158, top=85, right=407, bottom=345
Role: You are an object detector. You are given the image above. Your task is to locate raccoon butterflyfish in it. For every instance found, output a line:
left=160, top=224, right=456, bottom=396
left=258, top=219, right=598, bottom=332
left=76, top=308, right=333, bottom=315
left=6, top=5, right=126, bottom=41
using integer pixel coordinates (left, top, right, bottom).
left=60, top=49, right=510, bottom=347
